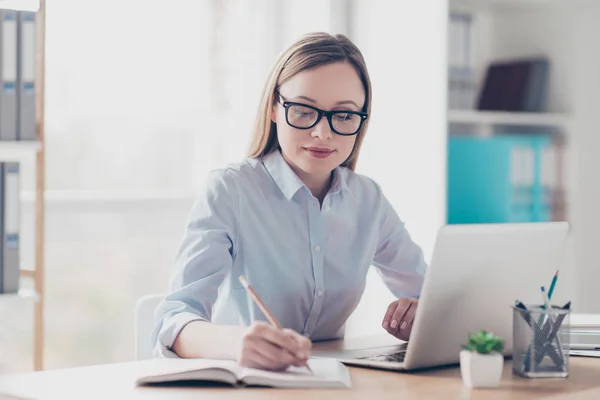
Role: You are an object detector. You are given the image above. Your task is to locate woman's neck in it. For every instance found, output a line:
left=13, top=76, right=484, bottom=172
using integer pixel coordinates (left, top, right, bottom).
left=282, top=154, right=332, bottom=204
left=299, top=171, right=332, bottom=204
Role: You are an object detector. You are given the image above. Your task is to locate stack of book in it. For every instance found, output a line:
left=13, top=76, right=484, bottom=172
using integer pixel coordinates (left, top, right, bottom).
left=567, top=314, right=600, bottom=358
left=477, top=57, right=550, bottom=113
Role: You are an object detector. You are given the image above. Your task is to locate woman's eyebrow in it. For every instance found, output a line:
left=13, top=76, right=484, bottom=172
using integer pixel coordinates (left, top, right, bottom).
left=293, top=95, right=360, bottom=109
left=334, top=100, right=361, bottom=108
left=293, top=95, right=318, bottom=104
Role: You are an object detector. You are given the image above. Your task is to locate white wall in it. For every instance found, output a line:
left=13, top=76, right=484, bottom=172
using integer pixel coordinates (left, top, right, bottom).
left=345, top=0, right=448, bottom=337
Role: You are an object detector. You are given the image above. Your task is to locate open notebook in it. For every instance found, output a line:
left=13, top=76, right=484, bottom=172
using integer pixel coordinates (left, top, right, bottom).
left=135, top=358, right=352, bottom=389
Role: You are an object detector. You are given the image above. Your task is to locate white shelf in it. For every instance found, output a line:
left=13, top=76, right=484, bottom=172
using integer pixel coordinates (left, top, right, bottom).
left=0, top=141, right=41, bottom=163
left=451, top=0, right=565, bottom=12
left=0, top=0, right=40, bottom=12
left=448, top=110, right=572, bottom=128
left=0, top=289, right=39, bottom=302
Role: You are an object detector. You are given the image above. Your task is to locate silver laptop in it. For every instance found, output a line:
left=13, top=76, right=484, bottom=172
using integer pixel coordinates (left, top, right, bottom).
left=314, top=222, right=570, bottom=371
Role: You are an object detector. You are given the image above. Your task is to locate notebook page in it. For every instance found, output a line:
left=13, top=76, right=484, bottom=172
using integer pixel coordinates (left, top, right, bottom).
left=135, top=358, right=243, bottom=385
left=239, top=358, right=352, bottom=388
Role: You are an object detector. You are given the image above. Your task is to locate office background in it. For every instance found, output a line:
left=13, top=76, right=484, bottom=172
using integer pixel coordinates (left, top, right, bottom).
left=1, top=0, right=598, bottom=374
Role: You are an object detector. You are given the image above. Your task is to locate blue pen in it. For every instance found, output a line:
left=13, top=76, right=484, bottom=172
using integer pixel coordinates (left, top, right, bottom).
left=541, top=286, right=551, bottom=308
left=541, top=286, right=554, bottom=322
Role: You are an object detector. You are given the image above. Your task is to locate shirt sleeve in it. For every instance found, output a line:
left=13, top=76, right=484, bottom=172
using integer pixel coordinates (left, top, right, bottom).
left=151, top=169, right=239, bottom=358
left=372, top=188, right=427, bottom=299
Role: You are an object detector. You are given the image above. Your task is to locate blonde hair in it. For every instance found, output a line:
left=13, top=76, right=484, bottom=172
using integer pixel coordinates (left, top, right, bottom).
left=247, top=32, right=372, bottom=171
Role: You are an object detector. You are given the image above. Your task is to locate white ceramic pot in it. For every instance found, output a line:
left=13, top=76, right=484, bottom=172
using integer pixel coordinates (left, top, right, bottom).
left=460, top=350, right=503, bottom=388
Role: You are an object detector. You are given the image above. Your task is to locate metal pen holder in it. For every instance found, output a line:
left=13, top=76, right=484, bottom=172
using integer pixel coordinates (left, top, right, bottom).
left=512, top=305, right=571, bottom=378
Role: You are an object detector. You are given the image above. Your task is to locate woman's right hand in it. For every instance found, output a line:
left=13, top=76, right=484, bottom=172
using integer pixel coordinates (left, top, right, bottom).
left=237, top=321, right=312, bottom=371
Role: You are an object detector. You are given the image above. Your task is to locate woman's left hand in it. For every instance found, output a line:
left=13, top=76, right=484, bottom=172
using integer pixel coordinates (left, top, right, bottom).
left=382, top=298, right=418, bottom=341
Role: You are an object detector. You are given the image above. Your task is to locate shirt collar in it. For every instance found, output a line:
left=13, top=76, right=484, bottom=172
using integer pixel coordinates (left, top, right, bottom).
left=329, top=167, right=352, bottom=198
left=261, top=150, right=353, bottom=201
left=262, top=150, right=305, bottom=200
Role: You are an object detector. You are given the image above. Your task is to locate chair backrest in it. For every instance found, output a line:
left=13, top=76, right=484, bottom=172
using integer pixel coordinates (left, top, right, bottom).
left=134, top=294, right=165, bottom=360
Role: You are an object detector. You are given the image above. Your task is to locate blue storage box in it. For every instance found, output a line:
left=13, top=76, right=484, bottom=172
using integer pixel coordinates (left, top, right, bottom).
left=447, top=134, right=552, bottom=224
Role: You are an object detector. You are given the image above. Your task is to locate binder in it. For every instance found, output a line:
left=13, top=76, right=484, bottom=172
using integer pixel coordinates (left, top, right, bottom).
left=17, top=11, right=36, bottom=141
left=448, top=12, right=475, bottom=110
left=448, top=135, right=552, bottom=225
left=1, top=162, right=20, bottom=293
left=522, top=58, right=550, bottom=112
left=510, top=145, right=532, bottom=222
left=0, top=164, right=3, bottom=292
left=0, top=10, right=18, bottom=141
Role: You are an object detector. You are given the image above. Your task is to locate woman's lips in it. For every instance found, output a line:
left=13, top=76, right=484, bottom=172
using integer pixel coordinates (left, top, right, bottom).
left=304, top=147, right=335, bottom=159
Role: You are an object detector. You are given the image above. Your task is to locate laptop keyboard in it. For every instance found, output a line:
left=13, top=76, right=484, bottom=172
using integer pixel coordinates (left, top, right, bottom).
left=364, top=351, right=406, bottom=362
left=352, top=347, right=407, bottom=362
left=330, top=344, right=408, bottom=363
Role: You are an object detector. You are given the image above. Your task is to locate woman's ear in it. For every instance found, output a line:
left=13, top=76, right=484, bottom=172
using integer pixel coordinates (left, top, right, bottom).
left=271, top=104, right=278, bottom=123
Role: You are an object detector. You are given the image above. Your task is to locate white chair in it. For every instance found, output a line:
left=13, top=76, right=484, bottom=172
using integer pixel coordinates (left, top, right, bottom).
left=134, top=294, right=165, bottom=360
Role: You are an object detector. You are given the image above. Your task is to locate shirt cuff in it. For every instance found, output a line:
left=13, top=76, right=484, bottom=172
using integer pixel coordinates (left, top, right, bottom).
left=154, top=312, right=208, bottom=358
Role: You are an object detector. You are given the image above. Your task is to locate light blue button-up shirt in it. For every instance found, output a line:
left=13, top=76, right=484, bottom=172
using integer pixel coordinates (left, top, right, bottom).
left=152, top=149, right=427, bottom=357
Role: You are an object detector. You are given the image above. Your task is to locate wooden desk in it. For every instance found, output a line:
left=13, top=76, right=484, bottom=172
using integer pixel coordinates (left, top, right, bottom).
left=0, top=334, right=599, bottom=400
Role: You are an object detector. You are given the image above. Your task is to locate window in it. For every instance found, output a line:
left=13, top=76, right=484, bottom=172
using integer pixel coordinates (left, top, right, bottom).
left=3, top=0, right=344, bottom=371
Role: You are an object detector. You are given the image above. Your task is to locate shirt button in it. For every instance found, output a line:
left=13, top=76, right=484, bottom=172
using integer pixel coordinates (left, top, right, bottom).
left=324, top=205, right=330, bottom=211
left=317, top=290, right=323, bottom=297
left=314, top=245, right=321, bottom=252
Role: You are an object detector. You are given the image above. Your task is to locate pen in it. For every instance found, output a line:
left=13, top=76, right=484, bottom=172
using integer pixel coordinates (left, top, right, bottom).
left=515, top=300, right=528, bottom=311
left=238, top=275, right=313, bottom=374
left=536, top=271, right=561, bottom=324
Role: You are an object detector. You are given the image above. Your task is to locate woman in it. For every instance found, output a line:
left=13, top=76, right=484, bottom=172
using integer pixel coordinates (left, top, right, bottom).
left=151, top=32, right=427, bottom=371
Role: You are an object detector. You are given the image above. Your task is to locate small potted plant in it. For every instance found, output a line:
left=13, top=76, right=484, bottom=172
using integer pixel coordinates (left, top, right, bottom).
left=460, top=330, right=505, bottom=388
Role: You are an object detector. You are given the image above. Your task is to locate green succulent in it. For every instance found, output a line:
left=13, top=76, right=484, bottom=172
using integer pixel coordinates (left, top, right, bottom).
left=462, top=330, right=505, bottom=354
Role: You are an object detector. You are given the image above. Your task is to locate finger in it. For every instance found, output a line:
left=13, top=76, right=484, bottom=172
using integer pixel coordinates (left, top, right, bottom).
left=282, top=338, right=311, bottom=368
left=389, top=299, right=412, bottom=335
left=242, top=348, right=287, bottom=371
left=250, top=337, right=301, bottom=367
left=252, top=324, right=303, bottom=358
left=285, top=329, right=312, bottom=357
left=382, top=301, right=398, bottom=329
left=277, top=330, right=310, bottom=359
left=398, top=301, right=418, bottom=340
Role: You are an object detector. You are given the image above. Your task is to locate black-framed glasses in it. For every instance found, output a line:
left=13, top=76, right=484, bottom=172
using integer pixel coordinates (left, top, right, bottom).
left=275, top=93, right=368, bottom=136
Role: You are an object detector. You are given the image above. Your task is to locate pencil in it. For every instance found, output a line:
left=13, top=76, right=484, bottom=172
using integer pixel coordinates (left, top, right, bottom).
left=548, top=270, right=559, bottom=300
left=238, top=275, right=313, bottom=374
